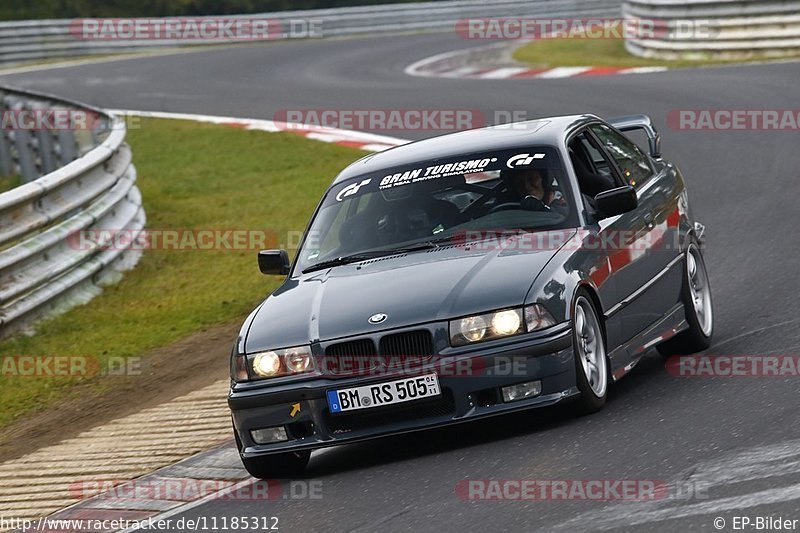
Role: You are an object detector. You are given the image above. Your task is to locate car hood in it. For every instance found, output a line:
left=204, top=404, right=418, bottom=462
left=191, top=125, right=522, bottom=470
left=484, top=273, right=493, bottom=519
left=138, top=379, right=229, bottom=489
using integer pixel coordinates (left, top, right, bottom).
left=244, top=233, right=574, bottom=352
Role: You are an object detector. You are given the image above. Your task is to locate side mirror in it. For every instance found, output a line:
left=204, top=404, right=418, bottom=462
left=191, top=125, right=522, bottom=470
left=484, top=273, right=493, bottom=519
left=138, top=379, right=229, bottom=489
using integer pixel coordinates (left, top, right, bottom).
left=595, top=186, right=637, bottom=219
left=258, top=249, right=290, bottom=275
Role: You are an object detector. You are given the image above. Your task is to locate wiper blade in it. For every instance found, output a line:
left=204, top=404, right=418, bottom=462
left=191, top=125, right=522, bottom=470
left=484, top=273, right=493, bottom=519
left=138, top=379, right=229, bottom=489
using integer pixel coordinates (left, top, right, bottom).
left=380, top=241, right=442, bottom=254
left=302, top=241, right=445, bottom=274
left=302, top=254, right=376, bottom=274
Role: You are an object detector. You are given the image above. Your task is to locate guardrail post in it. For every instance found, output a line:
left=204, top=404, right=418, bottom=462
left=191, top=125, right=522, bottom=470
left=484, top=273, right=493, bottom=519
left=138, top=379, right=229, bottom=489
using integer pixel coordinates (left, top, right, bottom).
left=34, top=129, right=58, bottom=176
left=0, top=94, right=16, bottom=176
left=0, top=128, right=13, bottom=177
left=55, top=128, right=78, bottom=166
left=12, top=127, right=38, bottom=182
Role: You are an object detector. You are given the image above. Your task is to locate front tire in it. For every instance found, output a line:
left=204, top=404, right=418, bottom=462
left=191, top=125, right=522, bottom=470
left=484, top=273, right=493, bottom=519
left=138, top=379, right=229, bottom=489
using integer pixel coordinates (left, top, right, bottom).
left=657, top=242, right=713, bottom=356
left=572, top=291, right=608, bottom=414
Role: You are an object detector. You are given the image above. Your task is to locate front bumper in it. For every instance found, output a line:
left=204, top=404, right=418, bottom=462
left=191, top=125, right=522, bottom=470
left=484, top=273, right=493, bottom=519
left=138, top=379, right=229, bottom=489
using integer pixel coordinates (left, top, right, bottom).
left=229, top=324, right=576, bottom=458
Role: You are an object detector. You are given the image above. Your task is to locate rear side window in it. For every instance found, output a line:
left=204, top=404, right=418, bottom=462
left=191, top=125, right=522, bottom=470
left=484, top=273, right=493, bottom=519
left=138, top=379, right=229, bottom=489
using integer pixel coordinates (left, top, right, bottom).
left=590, top=124, right=653, bottom=189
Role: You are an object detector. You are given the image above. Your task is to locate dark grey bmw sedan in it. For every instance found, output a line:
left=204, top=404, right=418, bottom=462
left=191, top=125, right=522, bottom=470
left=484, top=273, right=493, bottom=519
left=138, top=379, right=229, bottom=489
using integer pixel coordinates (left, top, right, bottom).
left=229, top=114, right=713, bottom=477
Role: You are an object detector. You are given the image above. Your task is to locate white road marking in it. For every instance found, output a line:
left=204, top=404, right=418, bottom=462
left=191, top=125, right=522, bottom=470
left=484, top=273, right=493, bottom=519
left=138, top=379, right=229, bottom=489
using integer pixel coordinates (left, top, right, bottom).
left=479, top=67, right=531, bottom=79
left=619, top=66, right=670, bottom=74
left=554, top=438, right=800, bottom=531
left=113, top=109, right=409, bottom=150
left=535, top=67, right=593, bottom=78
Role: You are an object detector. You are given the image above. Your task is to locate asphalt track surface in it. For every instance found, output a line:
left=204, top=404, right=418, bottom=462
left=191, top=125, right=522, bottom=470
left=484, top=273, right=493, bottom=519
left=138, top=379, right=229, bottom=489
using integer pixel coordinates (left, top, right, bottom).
left=3, top=33, right=800, bottom=532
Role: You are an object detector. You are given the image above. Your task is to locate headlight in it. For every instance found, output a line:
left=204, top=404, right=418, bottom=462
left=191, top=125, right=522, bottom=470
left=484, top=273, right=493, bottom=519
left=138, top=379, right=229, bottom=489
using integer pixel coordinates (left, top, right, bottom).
left=450, top=305, right=555, bottom=346
left=243, top=345, right=315, bottom=381
left=459, top=315, right=488, bottom=342
left=492, top=309, right=522, bottom=335
left=285, top=348, right=314, bottom=373
left=253, top=352, right=281, bottom=378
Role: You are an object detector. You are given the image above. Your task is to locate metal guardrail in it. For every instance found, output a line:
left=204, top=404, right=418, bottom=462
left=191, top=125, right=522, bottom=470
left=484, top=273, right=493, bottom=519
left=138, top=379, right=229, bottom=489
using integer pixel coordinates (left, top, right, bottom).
left=0, top=85, right=144, bottom=337
left=0, top=0, right=621, bottom=65
left=623, top=0, right=800, bottom=60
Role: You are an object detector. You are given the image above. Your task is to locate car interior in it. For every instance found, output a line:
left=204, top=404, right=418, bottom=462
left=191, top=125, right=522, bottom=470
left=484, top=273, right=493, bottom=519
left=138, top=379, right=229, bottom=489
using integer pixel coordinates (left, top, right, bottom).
left=335, top=170, right=572, bottom=256
left=568, top=131, right=619, bottom=212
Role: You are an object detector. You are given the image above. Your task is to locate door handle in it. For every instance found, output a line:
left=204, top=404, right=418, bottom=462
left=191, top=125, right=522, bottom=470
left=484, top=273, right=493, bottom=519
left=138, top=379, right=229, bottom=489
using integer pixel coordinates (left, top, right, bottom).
left=644, top=213, right=655, bottom=229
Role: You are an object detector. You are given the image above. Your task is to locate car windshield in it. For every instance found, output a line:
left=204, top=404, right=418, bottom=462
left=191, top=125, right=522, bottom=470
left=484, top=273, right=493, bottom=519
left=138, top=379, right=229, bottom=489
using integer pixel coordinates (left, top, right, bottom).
left=296, top=147, right=576, bottom=273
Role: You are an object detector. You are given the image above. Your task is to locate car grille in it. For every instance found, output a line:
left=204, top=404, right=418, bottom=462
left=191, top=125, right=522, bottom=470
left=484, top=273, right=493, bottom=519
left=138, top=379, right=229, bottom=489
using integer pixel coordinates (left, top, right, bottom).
left=324, top=388, right=456, bottom=434
left=379, top=330, right=433, bottom=357
left=324, top=330, right=434, bottom=376
left=324, top=339, right=379, bottom=375
left=325, top=338, right=377, bottom=357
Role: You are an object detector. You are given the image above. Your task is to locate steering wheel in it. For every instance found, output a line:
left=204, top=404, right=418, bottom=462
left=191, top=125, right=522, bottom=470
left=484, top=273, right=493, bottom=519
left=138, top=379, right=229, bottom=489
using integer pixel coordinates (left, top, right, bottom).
left=520, top=195, right=550, bottom=212
left=489, top=202, right=522, bottom=213
left=489, top=196, right=550, bottom=214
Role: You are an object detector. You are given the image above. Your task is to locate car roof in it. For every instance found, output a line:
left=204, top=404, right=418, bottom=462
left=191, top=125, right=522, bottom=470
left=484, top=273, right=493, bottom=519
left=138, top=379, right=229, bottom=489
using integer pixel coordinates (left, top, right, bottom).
left=332, top=114, right=600, bottom=184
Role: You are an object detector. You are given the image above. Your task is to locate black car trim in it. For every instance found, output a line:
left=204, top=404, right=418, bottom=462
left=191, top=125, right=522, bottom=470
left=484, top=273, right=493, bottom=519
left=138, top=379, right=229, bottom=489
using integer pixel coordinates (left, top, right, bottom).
left=239, top=387, right=581, bottom=458
left=607, top=301, right=687, bottom=379
left=605, top=253, right=684, bottom=318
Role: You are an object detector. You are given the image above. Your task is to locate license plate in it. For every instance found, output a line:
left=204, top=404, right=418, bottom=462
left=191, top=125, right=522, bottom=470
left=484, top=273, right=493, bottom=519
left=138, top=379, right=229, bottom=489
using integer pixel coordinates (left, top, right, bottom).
left=327, top=374, right=441, bottom=414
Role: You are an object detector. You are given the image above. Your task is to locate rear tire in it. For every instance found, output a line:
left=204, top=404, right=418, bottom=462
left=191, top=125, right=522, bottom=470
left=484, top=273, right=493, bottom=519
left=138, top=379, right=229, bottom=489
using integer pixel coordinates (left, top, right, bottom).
left=657, top=242, right=713, bottom=356
left=572, top=290, right=608, bottom=414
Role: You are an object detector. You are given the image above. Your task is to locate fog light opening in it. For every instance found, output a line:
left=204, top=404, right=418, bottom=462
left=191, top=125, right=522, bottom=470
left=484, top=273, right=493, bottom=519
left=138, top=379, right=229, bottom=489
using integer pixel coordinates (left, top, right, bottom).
left=501, top=380, right=542, bottom=403
left=251, top=426, right=289, bottom=444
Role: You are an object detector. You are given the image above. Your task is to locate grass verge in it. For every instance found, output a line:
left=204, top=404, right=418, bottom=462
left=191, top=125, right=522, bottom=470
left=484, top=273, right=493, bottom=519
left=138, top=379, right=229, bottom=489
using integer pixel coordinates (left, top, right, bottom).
left=0, top=118, right=366, bottom=428
left=512, top=28, right=799, bottom=69
left=0, top=174, right=21, bottom=193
